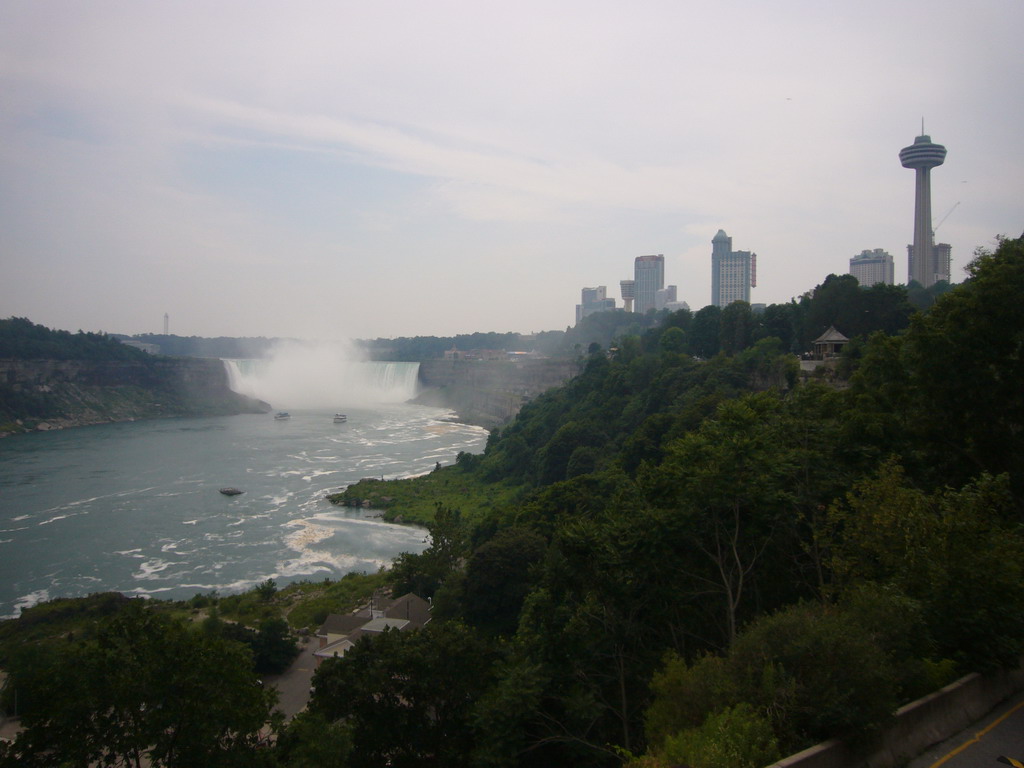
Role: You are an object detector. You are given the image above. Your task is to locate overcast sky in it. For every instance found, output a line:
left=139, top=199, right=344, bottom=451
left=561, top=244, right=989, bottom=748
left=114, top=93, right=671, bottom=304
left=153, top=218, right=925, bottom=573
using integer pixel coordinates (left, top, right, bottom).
left=1, top=1, right=1021, bottom=340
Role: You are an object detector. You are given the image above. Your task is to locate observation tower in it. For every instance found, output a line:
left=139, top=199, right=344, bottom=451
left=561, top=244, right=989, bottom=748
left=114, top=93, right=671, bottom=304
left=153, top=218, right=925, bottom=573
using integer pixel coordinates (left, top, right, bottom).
left=899, top=131, right=947, bottom=287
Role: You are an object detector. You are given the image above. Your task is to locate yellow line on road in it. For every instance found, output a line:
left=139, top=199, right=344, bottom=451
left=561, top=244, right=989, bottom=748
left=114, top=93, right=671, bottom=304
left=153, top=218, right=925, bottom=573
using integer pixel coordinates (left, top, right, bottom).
left=928, top=700, right=1024, bottom=768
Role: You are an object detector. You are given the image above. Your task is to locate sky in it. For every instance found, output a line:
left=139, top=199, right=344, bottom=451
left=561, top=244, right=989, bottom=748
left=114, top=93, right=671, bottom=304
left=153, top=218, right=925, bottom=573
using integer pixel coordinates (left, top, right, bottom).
left=1, top=1, right=1022, bottom=341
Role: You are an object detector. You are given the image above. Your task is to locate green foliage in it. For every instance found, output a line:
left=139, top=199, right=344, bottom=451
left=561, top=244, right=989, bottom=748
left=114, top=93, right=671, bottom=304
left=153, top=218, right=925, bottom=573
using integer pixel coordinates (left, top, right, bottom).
left=902, top=235, right=1024, bottom=492
left=828, top=462, right=1024, bottom=670
left=718, top=301, right=754, bottom=355
left=794, top=274, right=914, bottom=351
left=646, top=653, right=737, bottom=748
left=729, top=603, right=898, bottom=748
left=282, top=572, right=388, bottom=630
left=386, top=504, right=467, bottom=599
left=689, top=305, right=722, bottom=357
left=1, top=601, right=276, bottom=767
left=256, top=578, right=278, bottom=601
left=0, top=317, right=152, bottom=361
left=663, top=703, right=781, bottom=768
left=311, top=621, right=497, bottom=768
left=275, top=710, right=353, bottom=767
left=462, top=527, right=547, bottom=635
left=646, top=602, right=898, bottom=758
left=328, top=464, right=519, bottom=526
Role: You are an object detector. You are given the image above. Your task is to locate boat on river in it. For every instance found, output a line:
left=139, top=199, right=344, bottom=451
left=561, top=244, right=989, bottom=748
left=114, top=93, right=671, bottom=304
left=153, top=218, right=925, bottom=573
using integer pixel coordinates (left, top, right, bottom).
left=333, top=413, right=347, bottom=423
left=219, top=487, right=244, bottom=496
left=274, top=412, right=290, bottom=420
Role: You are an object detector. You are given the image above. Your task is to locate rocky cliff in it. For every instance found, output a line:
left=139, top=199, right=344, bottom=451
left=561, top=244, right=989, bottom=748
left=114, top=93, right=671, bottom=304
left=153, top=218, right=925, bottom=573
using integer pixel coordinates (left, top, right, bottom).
left=0, top=357, right=268, bottom=435
left=413, top=358, right=580, bottom=428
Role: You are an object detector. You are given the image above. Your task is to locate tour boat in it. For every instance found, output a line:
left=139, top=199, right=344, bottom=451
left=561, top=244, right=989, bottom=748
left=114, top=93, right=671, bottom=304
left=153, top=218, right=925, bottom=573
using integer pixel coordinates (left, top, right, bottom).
left=274, top=412, right=290, bottom=420
left=333, top=413, right=348, bottom=423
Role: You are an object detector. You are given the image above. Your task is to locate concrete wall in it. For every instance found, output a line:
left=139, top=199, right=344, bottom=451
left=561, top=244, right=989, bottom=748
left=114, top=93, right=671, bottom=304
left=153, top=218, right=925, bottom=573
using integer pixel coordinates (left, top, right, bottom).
left=769, top=664, right=1024, bottom=768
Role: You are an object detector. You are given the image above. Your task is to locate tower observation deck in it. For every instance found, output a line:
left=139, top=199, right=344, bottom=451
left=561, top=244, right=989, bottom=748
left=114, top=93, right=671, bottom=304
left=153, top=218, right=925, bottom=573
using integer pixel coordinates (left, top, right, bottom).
left=900, top=133, right=947, bottom=287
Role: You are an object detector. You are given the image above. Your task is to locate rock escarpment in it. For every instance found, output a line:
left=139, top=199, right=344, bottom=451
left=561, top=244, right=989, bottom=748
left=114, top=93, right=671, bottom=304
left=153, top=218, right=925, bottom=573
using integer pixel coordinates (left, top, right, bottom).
left=414, top=358, right=579, bottom=428
left=0, top=357, right=268, bottom=435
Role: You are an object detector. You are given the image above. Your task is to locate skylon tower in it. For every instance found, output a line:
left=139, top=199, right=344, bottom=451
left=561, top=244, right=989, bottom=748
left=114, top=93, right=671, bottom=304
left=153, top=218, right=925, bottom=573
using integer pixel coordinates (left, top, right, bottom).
left=899, top=130, right=948, bottom=287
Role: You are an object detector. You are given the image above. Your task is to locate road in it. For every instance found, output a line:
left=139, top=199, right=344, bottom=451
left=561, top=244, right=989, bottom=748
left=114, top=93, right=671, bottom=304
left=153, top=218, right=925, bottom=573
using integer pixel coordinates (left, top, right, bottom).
left=264, top=635, right=318, bottom=720
left=908, top=689, right=1024, bottom=768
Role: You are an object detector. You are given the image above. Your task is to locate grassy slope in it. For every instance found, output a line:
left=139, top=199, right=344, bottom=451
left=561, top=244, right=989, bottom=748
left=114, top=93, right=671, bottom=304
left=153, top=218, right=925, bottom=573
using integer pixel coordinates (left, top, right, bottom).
left=326, top=463, right=521, bottom=527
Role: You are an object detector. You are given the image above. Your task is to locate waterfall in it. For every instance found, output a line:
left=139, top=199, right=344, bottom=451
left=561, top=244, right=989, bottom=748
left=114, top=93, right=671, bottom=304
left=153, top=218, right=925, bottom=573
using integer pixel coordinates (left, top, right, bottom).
left=222, top=346, right=420, bottom=410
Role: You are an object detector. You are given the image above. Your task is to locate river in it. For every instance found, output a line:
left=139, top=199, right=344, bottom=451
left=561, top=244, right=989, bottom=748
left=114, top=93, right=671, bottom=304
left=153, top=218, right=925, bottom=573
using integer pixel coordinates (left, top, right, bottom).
left=0, top=362, right=488, bottom=618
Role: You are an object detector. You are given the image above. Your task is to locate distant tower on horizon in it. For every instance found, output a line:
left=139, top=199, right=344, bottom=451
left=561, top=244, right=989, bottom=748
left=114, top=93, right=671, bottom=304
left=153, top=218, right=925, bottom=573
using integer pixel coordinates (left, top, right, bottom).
left=711, top=230, right=756, bottom=307
left=633, top=255, right=664, bottom=314
left=900, top=130, right=950, bottom=287
left=620, top=279, right=635, bottom=313
left=163, top=313, right=169, bottom=335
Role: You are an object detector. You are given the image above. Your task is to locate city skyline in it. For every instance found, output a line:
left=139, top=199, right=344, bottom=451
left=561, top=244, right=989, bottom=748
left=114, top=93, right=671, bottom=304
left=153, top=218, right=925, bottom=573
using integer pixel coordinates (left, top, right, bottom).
left=1, top=2, right=1021, bottom=340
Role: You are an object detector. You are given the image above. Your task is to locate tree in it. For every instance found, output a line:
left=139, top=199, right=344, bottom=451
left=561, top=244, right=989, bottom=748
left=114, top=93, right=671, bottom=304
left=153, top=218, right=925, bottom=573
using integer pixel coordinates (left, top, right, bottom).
left=310, top=622, right=497, bottom=768
left=1, top=602, right=276, bottom=767
left=827, top=461, right=1024, bottom=669
left=662, top=703, right=781, bottom=768
left=718, top=301, right=754, bottom=355
left=900, top=234, right=1024, bottom=495
left=463, top=527, right=547, bottom=636
left=387, top=503, right=467, bottom=599
left=643, top=394, right=794, bottom=645
left=255, top=578, right=278, bottom=601
left=645, top=602, right=898, bottom=758
left=689, top=305, right=721, bottom=358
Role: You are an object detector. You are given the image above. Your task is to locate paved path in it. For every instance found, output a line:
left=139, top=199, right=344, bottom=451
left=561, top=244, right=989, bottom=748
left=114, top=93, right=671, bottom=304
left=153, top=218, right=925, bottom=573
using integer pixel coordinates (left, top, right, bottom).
left=264, top=635, right=318, bottom=720
left=908, top=689, right=1024, bottom=768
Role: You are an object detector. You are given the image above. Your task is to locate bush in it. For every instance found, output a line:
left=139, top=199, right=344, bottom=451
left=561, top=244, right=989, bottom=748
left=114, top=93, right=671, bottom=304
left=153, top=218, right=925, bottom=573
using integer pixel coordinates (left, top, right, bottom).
left=728, top=603, right=897, bottom=749
left=663, top=703, right=781, bottom=768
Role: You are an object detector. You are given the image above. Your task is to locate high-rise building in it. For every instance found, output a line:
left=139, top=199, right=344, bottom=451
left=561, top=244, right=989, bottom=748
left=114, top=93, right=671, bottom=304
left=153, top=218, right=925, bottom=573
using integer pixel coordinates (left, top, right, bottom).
left=619, top=280, right=635, bottom=313
left=900, top=131, right=951, bottom=287
left=634, top=255, right=664, bottom=314
left=711, top=230, right=756, bottom=307
left=849, top=249, right=895, bottom=287
left=655, top=285, right=677, bottom=311
left=575, top=286, right=616, bottom=324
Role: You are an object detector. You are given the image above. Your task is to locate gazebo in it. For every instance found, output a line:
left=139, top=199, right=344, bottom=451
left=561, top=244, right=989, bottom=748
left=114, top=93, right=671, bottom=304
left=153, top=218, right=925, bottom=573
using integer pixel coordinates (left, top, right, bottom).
left=812, top=326, right=849, bottom=360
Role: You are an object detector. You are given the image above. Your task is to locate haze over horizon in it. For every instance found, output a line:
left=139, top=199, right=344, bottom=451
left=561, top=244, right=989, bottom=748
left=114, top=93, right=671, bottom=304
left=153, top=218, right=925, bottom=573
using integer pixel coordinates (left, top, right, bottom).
left=2, top=2, right=1021, bottom=341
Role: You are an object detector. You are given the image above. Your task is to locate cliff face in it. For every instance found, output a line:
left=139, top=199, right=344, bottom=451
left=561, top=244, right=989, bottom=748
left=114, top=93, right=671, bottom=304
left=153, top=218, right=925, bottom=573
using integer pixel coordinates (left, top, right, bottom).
left=0, top=357, right=268, bottom=434
left=414, top=358, right=580, bottom=428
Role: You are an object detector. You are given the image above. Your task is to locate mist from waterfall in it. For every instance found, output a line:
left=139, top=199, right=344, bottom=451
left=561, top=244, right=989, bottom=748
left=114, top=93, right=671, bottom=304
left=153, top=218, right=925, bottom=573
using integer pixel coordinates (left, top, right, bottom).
left=223, top=340, right=420, bottom=410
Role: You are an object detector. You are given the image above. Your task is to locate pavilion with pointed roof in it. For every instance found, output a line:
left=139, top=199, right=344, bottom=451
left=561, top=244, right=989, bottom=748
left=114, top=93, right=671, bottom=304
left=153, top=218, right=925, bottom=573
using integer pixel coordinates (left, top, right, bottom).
left=812, top=326, right=849, bottom=360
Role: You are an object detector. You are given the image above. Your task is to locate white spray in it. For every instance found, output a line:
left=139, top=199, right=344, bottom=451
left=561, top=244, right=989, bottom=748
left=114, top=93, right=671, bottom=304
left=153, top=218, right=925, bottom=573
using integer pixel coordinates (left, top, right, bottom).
left=223, top=340, right=419, bottom=410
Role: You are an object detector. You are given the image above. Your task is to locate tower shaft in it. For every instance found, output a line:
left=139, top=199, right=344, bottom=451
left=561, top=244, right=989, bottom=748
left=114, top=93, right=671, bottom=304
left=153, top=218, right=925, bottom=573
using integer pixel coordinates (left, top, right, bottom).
left=909, top=165, right=934, bottom=286
left=899, top=133, right=947, bottom=288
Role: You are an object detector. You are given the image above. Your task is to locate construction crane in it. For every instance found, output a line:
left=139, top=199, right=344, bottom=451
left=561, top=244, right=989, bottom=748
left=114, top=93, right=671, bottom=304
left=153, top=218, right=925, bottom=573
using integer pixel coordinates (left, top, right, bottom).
left=934, top=201, right=960, bottom=233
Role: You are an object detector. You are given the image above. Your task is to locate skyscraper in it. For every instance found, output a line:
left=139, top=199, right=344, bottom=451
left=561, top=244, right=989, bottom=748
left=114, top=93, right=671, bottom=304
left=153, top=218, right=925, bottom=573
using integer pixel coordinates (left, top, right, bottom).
left=849, top=249, right=894, bottom=287
left=634, top=255, right=664, bottom=314
left=655, top=285, right=677, bottom=311
left=711, top=230, right=756, bottom=307
left=575, top=286, right=615, bottom=324
left=900, top=131, right=950, bottom=287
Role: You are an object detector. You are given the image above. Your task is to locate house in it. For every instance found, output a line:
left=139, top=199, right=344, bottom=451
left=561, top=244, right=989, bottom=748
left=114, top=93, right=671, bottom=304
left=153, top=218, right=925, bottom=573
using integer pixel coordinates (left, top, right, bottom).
left=313, top=592, right=431, bottom=666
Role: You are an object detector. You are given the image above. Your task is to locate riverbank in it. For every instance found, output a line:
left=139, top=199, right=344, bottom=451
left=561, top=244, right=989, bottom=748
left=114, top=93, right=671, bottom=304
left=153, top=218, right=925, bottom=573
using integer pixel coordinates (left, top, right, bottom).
left=0, top=357, right=270, bottom=437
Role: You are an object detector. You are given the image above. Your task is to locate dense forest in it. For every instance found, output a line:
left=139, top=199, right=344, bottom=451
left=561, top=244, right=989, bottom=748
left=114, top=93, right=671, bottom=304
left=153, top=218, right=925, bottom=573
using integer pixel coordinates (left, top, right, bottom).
left=0, top=317, right=152, bottom=361
left=1, top=235, right=1021, bottom=767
